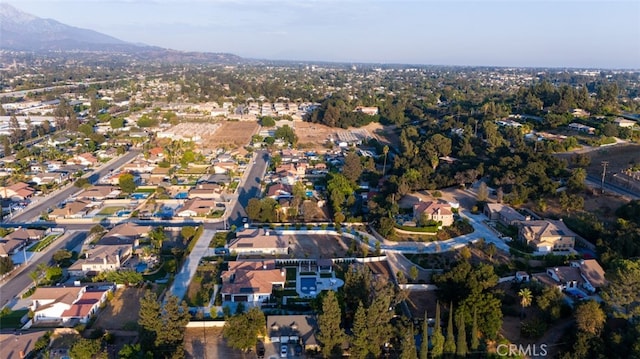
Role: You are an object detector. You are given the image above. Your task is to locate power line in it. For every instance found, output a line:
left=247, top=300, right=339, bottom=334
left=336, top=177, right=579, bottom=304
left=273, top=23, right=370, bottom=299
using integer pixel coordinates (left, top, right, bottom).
left=601, top=161, right=609, bottom=194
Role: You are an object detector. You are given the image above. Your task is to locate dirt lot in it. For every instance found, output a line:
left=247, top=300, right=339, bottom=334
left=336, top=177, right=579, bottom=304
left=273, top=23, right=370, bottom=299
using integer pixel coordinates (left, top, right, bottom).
left=184, top=327, right=252, bottom=359
left=405, top=289, right=438, bottom=318
left=295, top=121, right=399, bottom=150
left=93, top=287, right=144, bottom=330
left=582, top=143, right=640, bottom=177
left=202, top=120, right=259, bottom=150
left=287, top=234, right=351, bottom=259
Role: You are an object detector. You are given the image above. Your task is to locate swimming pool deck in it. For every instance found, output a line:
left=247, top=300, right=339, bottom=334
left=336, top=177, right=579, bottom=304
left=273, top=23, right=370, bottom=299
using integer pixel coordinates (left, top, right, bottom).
left=296, top=272, right=344, bottom=298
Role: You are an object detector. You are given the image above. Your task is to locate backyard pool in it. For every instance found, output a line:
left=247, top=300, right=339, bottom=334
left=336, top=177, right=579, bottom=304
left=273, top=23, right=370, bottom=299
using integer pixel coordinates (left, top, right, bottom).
left=136, top=262, right=148, bottom=273
left=299, top=277, right=317, bottom=295
left=116, top=210, right=132, bottom=217
left=130, top=192, right=150, bottom=200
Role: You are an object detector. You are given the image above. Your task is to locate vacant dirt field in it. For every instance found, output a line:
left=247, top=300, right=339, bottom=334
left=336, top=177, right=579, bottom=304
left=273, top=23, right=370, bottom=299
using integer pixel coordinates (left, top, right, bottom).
left=295, top=121, right=399, bottom=150
left=202, top=121, right=259, bottom=150
left=583, top=143, right=640, bottom=177
left=287, top=234, right=350, bottom=259
left=93, top=287, right=144, bottom=330
left=184, top=327, right=252, bottom=359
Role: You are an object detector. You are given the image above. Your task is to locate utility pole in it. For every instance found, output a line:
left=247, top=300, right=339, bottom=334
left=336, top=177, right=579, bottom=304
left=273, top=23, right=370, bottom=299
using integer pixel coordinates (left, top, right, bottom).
left=601, top=161, right=609, bottom=194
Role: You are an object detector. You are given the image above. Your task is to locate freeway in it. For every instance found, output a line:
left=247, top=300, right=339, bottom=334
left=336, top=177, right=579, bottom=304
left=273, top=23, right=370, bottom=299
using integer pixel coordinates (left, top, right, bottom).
left=8, top=150, right=141, bottom=223
left=0, top=231, right=87, bottom=309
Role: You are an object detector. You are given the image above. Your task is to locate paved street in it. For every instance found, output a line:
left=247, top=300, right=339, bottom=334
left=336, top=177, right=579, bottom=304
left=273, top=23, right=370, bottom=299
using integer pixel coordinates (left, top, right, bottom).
left=0, top=230, right=86, bottom=309
left=9, top=150, right=140, bottom=224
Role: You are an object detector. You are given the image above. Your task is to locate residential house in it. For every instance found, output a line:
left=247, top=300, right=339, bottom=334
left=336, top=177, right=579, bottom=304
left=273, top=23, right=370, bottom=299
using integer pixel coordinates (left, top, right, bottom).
left=0, top=182, right=35, bottom=201
left=267, top=183, right=293, bottom=200
left=30, top=285, right=113, bottom=325
left=49, top=200, right=93, bottom=219
left=188, top=183, right=225, bottom=200
left=0, top=237, right=25, bottom=257
left=614, top=118, right=637, bottom=128
left=98, top=223, right=151, bottom=246
left=228, top=229, right=289, bottom=255
left=122, top=160, right=156, bottom=174
left=569, top=259, right=607, bottom=293
left=177, top=198, right=216, bottom=217
left=267, top=315, right=319, bottom=351
left=413, top=199, right=454, bottom=227
left=212, top=162, right=238, bottom=174
left=148, top=166, right=171, bottom=185
left=220, top=260, right=286, bottom=304
left=67, top=153, right=98, bottom=167
left=354, top=106, right=379, bottom=116
left=5, top=228, right=44, bottom=242
left=68, top=244, right=132, bottom=276
left=518, top=219, right=576, bottom=253
left=31, top=172, right=66, bottom=186
left=199, top=173, right=232, bottom=185
left=568, top=123, right=596, bottom=135
left=77, top=186, right=121, bottom=201
left=484, top=203, right=529, bottom=226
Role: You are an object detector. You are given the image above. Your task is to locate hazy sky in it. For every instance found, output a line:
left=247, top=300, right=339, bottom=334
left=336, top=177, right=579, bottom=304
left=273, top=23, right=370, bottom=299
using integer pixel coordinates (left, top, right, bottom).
left=10, top=0, right=640, bottom=69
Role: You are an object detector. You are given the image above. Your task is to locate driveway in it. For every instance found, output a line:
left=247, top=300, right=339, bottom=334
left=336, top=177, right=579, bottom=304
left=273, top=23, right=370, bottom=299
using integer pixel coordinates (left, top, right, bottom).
left=167, top=229, right=215, bottom=301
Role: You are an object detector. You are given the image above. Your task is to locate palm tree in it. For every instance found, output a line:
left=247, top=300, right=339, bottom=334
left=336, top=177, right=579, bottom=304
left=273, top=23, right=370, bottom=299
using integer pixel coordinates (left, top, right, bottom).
left=518, top=287, right=533, bottom=318
left=382, top=145, right=389, bottom=176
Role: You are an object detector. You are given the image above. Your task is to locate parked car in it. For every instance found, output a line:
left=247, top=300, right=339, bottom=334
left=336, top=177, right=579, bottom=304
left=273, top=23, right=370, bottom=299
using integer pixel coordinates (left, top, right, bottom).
left=280, top=344, right=288, bottom=358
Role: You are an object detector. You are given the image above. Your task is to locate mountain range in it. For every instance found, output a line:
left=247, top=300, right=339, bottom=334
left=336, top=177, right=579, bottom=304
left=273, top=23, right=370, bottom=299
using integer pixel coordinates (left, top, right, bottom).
left=0, top=3, right=241, bottom=63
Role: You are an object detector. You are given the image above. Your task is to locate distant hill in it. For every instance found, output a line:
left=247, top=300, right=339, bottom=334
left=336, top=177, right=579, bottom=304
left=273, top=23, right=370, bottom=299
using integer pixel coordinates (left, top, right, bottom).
left=0, top=3, right=242, bottom=64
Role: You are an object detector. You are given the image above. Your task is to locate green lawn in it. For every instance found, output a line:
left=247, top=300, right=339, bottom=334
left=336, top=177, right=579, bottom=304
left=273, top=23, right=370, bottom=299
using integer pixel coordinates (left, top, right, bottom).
left=286, top=268, right=297, bottom=281
left=0, top=309, right=29, bottom=329
left=28, top=234, right=60, bottom=252
left=97, top=206, right=126, bottom=216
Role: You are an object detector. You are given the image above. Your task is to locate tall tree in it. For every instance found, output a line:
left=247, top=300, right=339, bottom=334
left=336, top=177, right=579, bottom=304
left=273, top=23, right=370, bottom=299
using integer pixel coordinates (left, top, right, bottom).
left=400, top=324, right=418, bottom=359
left=518, top=287, right=533, bottom=318
left=443, top=303, right=456, bottom=355
left=343, top=152, right=364, bottom=183
left=420, top=312, right=428, bottom=359
left=366, top=282, right=396, bottom=357
left=575, top=300, right=606, bottom=336
left=223, top=307, right=266, bottom=352
left=382, top=145, right=389, bottom=176
left=138, top=290, right=162, bottom=350
left=477, top=182, right=489, bottom=202
left=317, top=291, right=346, bottom=358
left=470, top=308, right=479, bottom=352
left=156, top=295, right=190, bottom=352
left=601, top=259, right=640, bottom=319
left=350, top=302, right=369, bottom=359
left=431, top=302, right=445, bottom=358
left=119, top=173, right=137, bottom=194
left=456, top=310, right=468, bottom=357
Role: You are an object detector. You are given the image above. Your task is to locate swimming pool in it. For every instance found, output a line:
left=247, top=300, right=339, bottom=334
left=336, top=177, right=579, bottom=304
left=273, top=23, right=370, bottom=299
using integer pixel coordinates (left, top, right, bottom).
left=136, top=262, right=148, bottom=273
left=299, top=277, right=317, bottom=295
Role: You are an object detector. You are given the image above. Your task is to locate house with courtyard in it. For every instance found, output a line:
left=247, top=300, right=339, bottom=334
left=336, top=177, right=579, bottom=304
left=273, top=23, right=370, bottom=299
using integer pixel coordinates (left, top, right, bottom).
left=228, top=229, right=289, bottom=255
left=267, top=315, right=319, bottom=351
left=68, top=244, right=133, bottom=277
left=484, top=203, right=529, bottom=226
left=220, top=260, right=286, bottom=304
left=532, top=260, right=606, bottom=295
left=413, top=199, right=454, bottom=227
left=187, top=183, right=225, bottom=200
left=267, top=183, right=293, bottom=200
left=517, top=219, right=576, bottom=253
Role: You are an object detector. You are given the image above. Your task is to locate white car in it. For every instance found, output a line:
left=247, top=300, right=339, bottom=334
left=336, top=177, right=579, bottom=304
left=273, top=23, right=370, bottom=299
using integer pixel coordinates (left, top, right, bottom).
left=280, top=344, right=288, bottom=358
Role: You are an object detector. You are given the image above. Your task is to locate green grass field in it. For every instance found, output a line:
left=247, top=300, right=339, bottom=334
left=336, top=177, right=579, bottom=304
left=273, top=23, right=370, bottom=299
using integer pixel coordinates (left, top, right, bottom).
left=28, top=234, right=60, bottom=252
left=0, top=309, right=29, bottom=329
left=97, top=206, right=126, bottom=216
